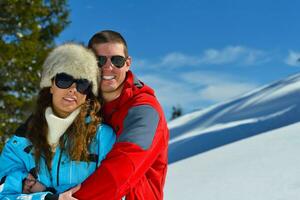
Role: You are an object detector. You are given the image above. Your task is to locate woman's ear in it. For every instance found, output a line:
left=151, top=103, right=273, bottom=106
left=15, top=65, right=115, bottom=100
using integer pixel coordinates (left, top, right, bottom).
left=50, top=81, right=54, bottom=94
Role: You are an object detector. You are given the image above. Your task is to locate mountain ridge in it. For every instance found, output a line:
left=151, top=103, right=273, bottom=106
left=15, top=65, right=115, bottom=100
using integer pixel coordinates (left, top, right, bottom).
left=168, top=73, right=300, bottom=163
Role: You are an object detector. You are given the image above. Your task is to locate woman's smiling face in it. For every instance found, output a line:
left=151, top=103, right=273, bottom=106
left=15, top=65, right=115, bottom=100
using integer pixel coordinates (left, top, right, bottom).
left=50, top=81, right=87, bottom=118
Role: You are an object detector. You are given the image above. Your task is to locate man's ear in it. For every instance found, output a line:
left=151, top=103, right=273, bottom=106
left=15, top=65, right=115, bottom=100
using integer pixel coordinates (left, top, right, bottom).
left=125, top=56, right=132, bottom=72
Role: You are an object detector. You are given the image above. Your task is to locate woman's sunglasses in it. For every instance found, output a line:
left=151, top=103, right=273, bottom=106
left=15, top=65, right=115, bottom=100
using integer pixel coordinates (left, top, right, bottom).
left=97, top=55, right=127, bottom=68
left=54, top=73, right=91, bottom=95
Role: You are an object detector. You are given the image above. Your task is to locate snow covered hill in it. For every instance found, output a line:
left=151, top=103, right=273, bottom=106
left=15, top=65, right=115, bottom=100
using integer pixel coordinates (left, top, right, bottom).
left=165, top=73, right=300, bottom=199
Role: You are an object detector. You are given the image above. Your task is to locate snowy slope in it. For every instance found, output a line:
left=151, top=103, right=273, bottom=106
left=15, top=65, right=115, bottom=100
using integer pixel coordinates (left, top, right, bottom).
left=165, top=123, right=300, bottom=200
left=165, top=73, right=300, bottom=199
left=168, top=73, right=300, bottom=163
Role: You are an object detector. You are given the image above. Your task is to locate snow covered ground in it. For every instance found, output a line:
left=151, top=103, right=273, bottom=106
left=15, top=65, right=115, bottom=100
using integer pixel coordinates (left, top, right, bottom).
left=165, top=73, right=300, bottom=199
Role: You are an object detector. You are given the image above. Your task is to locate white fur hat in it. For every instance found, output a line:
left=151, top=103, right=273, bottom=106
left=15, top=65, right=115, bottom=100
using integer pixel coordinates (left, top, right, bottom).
left=40, top=43, right=99, bottom=96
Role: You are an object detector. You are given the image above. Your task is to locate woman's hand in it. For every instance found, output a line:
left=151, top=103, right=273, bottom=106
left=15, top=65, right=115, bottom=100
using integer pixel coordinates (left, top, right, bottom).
left=23, top=173, right=46, bottom=193
left=58, top=185, right=81, bottom=200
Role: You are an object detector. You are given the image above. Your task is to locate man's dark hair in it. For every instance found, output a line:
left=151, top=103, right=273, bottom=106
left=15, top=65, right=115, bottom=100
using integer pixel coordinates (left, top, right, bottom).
left=88, top=30, right=128, bottom=57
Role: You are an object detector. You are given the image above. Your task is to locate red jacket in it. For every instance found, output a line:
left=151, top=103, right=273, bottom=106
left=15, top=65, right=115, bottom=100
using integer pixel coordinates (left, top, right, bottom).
left=74, top=71, right=169, bottom=200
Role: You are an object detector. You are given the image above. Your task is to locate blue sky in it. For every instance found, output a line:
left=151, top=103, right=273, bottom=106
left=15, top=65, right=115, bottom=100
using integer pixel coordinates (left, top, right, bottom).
left=57, top=0, right=300, bottom=119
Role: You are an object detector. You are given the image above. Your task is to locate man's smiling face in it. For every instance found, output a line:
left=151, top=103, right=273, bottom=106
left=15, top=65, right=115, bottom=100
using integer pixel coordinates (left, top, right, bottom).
left=93, top=42, right=131, bottom=102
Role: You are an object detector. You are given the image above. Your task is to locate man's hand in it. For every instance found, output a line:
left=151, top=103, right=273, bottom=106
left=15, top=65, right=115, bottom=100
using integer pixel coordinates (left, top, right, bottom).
left=23, top=173, right=46, bottom=193
left=59, top=185, right=81, bottom=200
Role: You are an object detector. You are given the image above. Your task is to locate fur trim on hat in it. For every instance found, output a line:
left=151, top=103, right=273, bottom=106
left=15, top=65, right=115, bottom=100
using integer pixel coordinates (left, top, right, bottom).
left=40, top=43, right=100, bottom=96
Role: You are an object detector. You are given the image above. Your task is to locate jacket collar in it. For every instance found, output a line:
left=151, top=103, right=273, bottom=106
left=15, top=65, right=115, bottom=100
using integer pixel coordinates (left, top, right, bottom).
left=102, top=70, right=154, bottom=121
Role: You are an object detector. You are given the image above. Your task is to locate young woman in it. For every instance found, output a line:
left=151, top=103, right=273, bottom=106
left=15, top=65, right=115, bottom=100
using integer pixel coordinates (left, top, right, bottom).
left=0, top=43, right=115, bottom=200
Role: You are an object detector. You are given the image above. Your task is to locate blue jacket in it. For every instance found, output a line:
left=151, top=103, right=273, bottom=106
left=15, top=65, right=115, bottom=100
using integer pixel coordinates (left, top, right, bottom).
left=0, top=124, right=116, bottom=200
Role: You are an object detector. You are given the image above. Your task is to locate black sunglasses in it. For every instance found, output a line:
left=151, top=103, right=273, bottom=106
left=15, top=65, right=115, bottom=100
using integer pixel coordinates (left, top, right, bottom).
left=54, top=73, right=91, bottom=95
left=97, top=55, right=127, bottom=68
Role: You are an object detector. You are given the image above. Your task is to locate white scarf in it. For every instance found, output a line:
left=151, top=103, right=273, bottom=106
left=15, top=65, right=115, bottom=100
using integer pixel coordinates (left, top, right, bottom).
left=45, top=107, right=80, bottom=150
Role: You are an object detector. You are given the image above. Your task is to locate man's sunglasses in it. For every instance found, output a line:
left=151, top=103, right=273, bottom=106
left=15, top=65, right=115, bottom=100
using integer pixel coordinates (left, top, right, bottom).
left=97, top=55, right=127, bottom=68
left=54, top=73, right=91, bottom=95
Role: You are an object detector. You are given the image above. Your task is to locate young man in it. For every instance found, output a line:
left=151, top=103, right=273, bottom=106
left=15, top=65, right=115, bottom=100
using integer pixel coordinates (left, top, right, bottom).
left=73, top=30, right=169, bottom=199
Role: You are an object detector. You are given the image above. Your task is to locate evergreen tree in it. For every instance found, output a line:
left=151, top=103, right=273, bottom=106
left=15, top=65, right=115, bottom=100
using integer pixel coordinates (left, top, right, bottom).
left=0, top=0, right=70, bottom=150
left=170, top=105, right=182, bottom=120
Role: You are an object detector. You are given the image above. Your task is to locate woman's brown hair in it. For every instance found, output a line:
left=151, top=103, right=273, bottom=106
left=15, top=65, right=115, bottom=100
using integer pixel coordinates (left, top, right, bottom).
left=27, top=87, right=102, bottom=171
